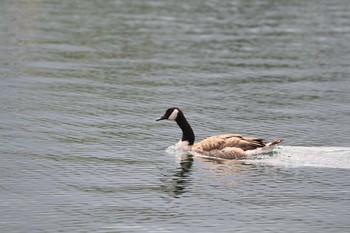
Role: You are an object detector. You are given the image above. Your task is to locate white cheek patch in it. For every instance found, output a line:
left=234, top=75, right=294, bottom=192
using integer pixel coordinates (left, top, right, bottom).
left=168, top=109, right=179, bottom=121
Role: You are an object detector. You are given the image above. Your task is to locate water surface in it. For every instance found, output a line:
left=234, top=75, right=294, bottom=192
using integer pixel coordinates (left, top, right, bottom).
left=1, top=0, right=350, bottom=232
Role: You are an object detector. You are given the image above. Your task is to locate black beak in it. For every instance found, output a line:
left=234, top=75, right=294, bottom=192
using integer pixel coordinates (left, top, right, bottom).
left=156, top=115, right=167, bottom=121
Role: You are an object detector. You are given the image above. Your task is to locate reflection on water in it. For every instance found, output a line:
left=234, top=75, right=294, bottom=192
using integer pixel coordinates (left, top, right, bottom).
left=161, top=154, right=194, bottom=198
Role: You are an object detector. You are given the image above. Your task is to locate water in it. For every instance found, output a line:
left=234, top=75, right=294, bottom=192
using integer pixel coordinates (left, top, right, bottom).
left=1, top=0, right=350, bottom=232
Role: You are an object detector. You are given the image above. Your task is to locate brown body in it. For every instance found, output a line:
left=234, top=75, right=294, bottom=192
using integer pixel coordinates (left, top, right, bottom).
left=192, top=134, right=282, bottom=159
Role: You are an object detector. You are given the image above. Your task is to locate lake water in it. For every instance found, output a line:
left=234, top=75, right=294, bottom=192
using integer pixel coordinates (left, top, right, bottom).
left=1, top=0, right=350, bottom=232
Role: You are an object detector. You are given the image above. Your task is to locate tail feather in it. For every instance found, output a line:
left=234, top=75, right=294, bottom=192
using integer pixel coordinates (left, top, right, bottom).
left=271, top=139, right=284, bottom=145
left=245, top=139, right=284, bottom=157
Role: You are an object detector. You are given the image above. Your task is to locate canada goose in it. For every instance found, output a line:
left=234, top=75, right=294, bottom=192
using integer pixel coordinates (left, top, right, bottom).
left=156, top=107, right=283, bottom=159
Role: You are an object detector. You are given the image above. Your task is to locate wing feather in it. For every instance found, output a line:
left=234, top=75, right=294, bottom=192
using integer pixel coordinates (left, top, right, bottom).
left=192, top=136, right=225, bottom=151
left=223, top=136, right=265, bottom=151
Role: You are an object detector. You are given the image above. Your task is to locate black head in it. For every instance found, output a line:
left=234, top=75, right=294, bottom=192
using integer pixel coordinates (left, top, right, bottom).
left=156, top=107, right=195, bottom=146
left=156, top=107, right=182, bottom=121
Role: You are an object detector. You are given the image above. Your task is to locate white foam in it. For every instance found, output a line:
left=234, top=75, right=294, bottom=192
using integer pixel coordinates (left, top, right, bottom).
left=165, top=145, right=225, bottom=161
left=244, top=146, right=350, bottom=169
left=165, top=145, right=350, bottom=169
left=245, top=143, right=277, bottom=156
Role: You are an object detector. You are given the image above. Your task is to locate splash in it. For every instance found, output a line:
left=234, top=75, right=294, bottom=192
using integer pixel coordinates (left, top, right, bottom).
left=166, top=145, right=350, bottom=169
left=244, top=146, right=350, bottom=169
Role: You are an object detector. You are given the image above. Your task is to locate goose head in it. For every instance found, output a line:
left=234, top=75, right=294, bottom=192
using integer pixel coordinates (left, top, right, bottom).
left=156, top=107, right=195, bottom=151
left=156, top=107, right=181, bottom=121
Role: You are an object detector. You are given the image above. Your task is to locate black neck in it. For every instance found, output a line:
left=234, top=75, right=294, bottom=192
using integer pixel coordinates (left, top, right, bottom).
left=175, top=112, right=195, bottom=145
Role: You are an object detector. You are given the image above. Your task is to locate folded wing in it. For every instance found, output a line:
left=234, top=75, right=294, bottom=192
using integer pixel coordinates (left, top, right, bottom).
left=193, top=134, right=266, bottom=151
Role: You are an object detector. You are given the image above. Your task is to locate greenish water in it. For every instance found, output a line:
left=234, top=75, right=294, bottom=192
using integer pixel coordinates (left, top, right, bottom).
left=1, top=0, right=350, bottom=232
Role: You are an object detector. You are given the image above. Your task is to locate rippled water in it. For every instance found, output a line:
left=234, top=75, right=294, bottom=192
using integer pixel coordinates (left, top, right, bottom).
left=1, top=0, right=350, bottom=232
